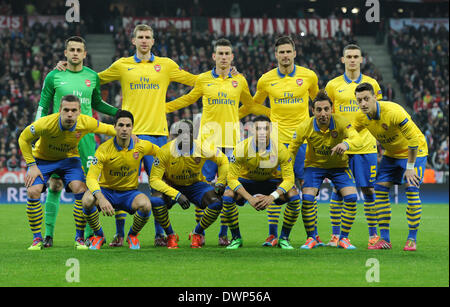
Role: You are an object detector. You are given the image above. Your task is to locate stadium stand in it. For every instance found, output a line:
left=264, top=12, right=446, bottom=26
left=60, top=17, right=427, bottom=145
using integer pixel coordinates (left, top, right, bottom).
left=388, top=24, right=449, bottom=182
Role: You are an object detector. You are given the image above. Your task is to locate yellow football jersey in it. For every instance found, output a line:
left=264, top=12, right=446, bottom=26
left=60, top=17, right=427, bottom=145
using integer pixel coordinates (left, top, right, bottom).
left=240, top=65, right=319, bottom=143
left=150, top=139, right=229, bottom=199
left=325, top=73, right=382, bottom=154
left=98, top=53, right=197, bottom=136
left=166, top=68, right=270, bottom=148
left=19, top=113, right=116, bottom=164
left=289, top=114, right=363, bottom=169
left=353, top=101, right=428, bottom=159
left=86, top=138, right=159, bottom=193
left=227, top=136, right=295, bottom=193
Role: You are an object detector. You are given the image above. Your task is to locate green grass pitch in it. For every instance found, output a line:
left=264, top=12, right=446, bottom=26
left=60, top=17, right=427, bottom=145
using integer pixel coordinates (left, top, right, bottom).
left=0, top=203, right=448, bottom=287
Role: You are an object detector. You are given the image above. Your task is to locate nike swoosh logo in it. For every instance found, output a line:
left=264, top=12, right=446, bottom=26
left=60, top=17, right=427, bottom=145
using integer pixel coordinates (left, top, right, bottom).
left=171, top=161, right=177, bottom=165
left=128, top=68, right=135, bottom=70
left=60, top=82, right=67, bottom=85
left=110, top=157, right=119, bottom=161
left=338, top=89, right=345, bottom=92
left=207, top=83, right=214, bottom=86
left=271, top=83, right=278, bottom=86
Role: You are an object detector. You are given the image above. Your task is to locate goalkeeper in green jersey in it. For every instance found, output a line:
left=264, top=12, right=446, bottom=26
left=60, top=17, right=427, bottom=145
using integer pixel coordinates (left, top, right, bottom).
left=35, top=36, right=119, bottom=247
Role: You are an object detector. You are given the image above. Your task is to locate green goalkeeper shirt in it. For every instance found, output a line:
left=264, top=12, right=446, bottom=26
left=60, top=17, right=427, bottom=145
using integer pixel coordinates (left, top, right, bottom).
left=35, top=66, right=118, bottom=120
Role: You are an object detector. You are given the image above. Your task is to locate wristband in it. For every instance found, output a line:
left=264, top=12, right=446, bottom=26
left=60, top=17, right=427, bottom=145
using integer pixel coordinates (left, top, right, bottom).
left=270, top=191, right=280, bottom=200
left=406, top=163, right=415, bottom=170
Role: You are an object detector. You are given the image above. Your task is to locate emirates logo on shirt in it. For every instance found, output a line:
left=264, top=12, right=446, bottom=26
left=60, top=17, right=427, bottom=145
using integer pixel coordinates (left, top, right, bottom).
left=296, top=79, right=303, bottom=86
left=232, top=80, right=238, bottom=88
left=85, top=79, right=91, bottom=87
left=154, top=65, right=161, bottom=72
left=331, top=131, right=338, bottom=138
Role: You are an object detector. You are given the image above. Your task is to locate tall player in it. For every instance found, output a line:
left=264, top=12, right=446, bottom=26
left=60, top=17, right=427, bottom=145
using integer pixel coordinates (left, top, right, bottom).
left=324, top=44, right=383, bottom=248
left=36, top=36, right=119, bottom=248
left=239, top=36, right=319, bottom=247
left=58, top=24, right=199, bottom=246
left=353, top=83, right=428, bottom=251
left=165, top=38, right=270, bottom=245
left=18, top=95, right=117, bottom=250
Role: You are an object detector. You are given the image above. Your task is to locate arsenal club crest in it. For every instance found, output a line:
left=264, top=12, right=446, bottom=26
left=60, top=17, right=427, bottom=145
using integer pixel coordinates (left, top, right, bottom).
left=194, top=157, right=201, bottom=164
left=133, top=151, right=139, bottom=160
left=382, top=123, right=389, bottom=130
left=232, top=80, right=238, bottom=88
left=331, top=131, right=338, bottom=138
left=296, top=78, right=303, bottom=86
left=75, top=131, right=81, bottom=138
left=85, top=79, right=91, bottom=87
left=154, top=64, right=161, bottom=72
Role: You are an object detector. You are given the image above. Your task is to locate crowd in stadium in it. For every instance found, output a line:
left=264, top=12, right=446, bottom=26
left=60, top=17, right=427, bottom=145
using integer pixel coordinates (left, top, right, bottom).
left=388, top=23, right=449, bottom=181
left=0, top=4, right=448, bottom=184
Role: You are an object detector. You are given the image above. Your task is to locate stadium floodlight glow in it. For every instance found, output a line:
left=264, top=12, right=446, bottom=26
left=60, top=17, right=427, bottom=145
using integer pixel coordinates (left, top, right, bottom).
left=351, top=7, right=359, bottom=14
left=341, top=7, right=347, bottom=13
left=398, top=8, right=404, bottom=13
left=300, top=32, right=305, bottom=37
left=307, top=8, right=315, bottom=13
left=309, top=0, right=317, bottom=2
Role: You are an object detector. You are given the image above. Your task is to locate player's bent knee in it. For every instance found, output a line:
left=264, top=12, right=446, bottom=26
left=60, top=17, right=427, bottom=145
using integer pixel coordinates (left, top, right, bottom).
left=48, top=178, right=63, bottom=192
left=201, top=190, right=222, bottom=210
left=223, top=189, right=235, bottom=198
left=27, top=185, right=43, bottom=199
left=82, top=191, right=96, bottom=209
left=133, top=194, right=151, bottom=214
left=69, top=181, right=87, bottom=194
left=361, top=186, right=375, bottom=195
left=149, top=196, right=165, bottom=208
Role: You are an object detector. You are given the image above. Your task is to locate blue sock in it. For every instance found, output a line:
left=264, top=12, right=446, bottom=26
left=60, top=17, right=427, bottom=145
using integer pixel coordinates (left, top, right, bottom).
left=330, top=191, right=343, bottom=236
left=363, top=193, right=378, bottom=237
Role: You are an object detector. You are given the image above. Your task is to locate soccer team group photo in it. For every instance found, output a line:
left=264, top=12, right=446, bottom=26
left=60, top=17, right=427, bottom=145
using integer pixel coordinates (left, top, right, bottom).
left=0, top=0, right=448, bottom=288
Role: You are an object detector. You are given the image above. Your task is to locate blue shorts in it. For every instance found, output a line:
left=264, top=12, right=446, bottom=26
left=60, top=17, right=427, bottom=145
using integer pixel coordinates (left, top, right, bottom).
left=303, top=167, right=356, bottom=192
left=348, top=153, right=378, bottom=188
left=202, top=147, right=234, bottom=182
left=100, top=187, right=143, bottom=214
left=284, top=143, right=306, bottom=180
left=138, top=135, right=168, bottom=175
left=229, top=178, right=284, bottom=206
left=376, top=156, right=427, bottom=185
left=31, top=157, right=85, bottom=192
left=172, top=181, right=215, bottom=209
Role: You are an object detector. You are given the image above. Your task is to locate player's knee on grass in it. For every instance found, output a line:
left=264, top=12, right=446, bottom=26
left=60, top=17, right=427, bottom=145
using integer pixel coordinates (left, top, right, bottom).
left=82, top=191, right=96, bottom=209
left=201, top=190, right=222, bottom=210
left=48, top=177, right=64, bottom=192
left=27, top=184, right=43, bottom=200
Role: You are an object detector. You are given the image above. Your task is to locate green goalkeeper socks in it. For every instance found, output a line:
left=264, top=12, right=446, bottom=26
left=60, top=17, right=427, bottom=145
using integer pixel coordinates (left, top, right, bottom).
left=44, top=188, right=62, bottom=238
